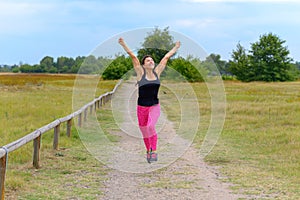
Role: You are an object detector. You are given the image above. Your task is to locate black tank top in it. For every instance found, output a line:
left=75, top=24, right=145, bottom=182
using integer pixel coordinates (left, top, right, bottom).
left=137, top=67, right=161, bottom=107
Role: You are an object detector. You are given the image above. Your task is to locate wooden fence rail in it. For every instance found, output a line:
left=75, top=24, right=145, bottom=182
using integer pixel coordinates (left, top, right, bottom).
left=0, top=79, right=123, bottom=200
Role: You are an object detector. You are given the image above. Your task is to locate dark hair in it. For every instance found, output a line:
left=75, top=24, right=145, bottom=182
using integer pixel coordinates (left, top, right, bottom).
left=141, top=55, right=153, bottom=65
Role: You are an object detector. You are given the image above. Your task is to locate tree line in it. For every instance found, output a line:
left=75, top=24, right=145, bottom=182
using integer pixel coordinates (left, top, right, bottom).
left=1, top=28, right=300, bottom=82
left=0, top=56, right=86, bottom=74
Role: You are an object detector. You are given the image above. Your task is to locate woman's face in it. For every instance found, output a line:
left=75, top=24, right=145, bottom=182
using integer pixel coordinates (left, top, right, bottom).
left=143, top=57, right=155, bottom=69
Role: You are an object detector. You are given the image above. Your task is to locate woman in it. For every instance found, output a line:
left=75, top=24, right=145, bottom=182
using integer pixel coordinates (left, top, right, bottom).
left=118, top=37, right=181, bottom=163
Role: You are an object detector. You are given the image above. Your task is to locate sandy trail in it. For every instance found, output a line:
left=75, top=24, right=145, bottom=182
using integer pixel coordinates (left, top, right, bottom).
left=100, top=80, right=250, bottom=200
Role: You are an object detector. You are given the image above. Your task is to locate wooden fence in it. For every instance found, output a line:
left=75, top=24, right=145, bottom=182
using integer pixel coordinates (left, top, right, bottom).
left=0, top=79, right=123, bottom=200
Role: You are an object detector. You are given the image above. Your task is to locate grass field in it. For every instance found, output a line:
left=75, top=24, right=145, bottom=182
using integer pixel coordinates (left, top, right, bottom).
left=203, top=81, right=300, bottom=199
left=1, top=73, right=300, bottom=199
left=0, top=73, right=117, bottom=147
left=0, top=73, right=117, bottom=199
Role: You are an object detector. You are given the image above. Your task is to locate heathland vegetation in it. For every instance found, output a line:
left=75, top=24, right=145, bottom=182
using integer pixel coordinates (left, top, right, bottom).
left=1, top=27, right=300, bottom=199
left=1, top=74, right=299, bottom=199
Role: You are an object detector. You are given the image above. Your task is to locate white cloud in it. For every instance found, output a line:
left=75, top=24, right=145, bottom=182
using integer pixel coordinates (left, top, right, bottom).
left=1, top=0, right=300, bottom=63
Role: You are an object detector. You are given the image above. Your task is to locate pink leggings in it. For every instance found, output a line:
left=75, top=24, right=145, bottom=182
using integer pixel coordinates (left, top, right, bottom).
left=137, top=104, right=160, bottom=152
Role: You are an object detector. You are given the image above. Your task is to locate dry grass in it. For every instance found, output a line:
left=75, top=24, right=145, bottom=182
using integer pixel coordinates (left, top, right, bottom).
left=159, top=80, right=300, bottom=199
left=1, top=74, right=300, bottom=199
left=204, top=81, right=300, bottom=199
left=0, top=74, right=117, bottom=165
left=0, top=73, right=116, bottom=148
left=1, top=73, right=117, bottom=199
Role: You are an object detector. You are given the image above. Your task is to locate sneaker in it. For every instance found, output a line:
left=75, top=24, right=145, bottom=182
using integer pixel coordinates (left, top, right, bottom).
left=146, top=151, right=151, bottom=163
left=150, top=152, right=158, bottom=162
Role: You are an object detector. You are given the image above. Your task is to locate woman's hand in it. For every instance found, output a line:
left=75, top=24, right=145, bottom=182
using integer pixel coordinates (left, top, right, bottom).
left=175, top=41, right=181, bottom=49
left=118, top=37, right=125, bottom=46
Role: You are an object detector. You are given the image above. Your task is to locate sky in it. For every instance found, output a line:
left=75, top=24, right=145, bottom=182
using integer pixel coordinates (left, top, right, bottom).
left=1, top=0, right=300, bottom=65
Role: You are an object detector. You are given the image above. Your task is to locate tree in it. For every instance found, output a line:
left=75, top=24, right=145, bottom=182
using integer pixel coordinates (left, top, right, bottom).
left=203, top=54, right=228, bottom=76
left=230, top=33, right=297, bottom=82
left=137, top=27, right=175, bottom=64
left=102, top=55, right=132, bottom=80
left=78, top=55, right=98, bottom=74
left=229, top=42, right=252, bottom=81
left=0, top=65, right=11, bottom=72
left=169, top=56, right=206, bottom=82
left=289, top=62, right=300, bottom=79
left=19, top=64, right=34, bottom=73
left=249, top=33, right=296, bottom=81
left=295, top=62, right=300, bottom=71
left=40, top=56, right=54, bottom=73
left=57, top=56, right=75, bottom=73
left=71, top=56, right=85, bottom=73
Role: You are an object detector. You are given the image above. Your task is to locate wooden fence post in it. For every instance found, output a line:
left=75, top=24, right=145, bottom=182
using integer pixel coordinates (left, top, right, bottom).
left=66, top=119, right=72, bottom=137
left=84, top=108, right=88, bottom=122
left=89, top=105, right=93, bottom=115
left=0, top=148, right=7, bottom=200
left=33, top=133, right=41, bottom=169
left=78, top=113, right=82, bottom=127
left=94, top=101, right=97, bottom=112
left=53, top=124, right=60, bottom=150
left=99, top=98, right=102, bottom=107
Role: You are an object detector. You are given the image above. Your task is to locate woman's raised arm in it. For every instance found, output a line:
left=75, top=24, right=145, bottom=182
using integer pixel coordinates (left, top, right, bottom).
left=155, top=41, right=181, bottom=77
left=118, top=38, right=143, bottom=78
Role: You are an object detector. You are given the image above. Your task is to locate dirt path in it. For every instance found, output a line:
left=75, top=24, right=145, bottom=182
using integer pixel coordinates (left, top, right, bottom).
left=101, top=80, right=250, bottom=200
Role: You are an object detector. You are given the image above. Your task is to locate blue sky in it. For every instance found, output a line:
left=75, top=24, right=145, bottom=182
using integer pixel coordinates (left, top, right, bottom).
left=1, top=0, right=300, bottom=65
